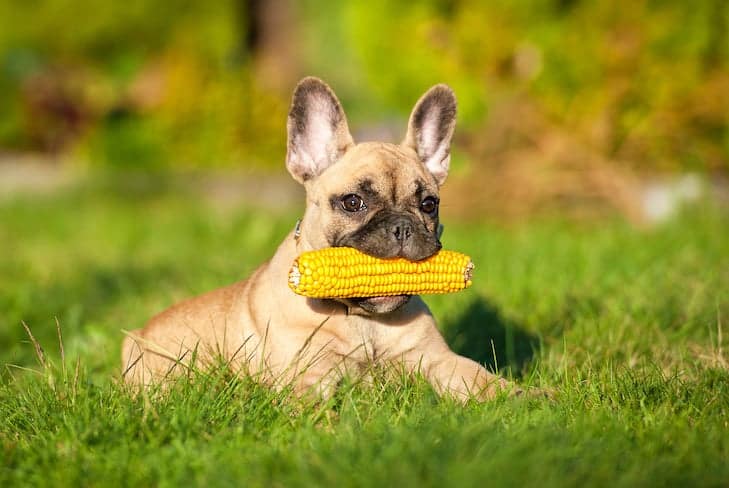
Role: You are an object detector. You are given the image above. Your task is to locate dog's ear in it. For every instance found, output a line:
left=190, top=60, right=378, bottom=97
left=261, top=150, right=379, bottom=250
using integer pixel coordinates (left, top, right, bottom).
left=286, top=77, right=354, bottom=184
left=403, top=84, right=457, bottom=186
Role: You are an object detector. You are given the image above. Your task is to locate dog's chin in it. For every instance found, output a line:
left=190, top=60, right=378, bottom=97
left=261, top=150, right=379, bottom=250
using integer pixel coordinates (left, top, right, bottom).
left=345, top=295, right=411, bottom=314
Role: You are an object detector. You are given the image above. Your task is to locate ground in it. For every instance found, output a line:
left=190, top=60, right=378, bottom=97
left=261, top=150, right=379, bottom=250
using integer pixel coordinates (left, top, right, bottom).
left=1, top=173, right=728, bottom=487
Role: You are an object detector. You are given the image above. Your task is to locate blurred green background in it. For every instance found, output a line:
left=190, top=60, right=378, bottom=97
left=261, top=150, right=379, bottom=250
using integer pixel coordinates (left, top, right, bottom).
left=1, top=6, right=728, bottom=484
left=1, top=0, right=728, bottom=220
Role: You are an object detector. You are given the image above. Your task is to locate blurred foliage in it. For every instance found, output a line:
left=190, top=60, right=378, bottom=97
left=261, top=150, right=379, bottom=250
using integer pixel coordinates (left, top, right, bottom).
left=0, top=0, right=727, bottom=171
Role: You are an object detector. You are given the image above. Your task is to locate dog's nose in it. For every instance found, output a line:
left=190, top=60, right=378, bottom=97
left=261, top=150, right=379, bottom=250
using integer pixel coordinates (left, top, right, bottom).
left=391, top=220, right=413, bottom=242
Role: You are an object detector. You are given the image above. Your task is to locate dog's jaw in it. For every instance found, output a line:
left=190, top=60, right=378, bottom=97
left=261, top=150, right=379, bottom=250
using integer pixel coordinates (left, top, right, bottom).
left=344, top=295, right=412, bottom=315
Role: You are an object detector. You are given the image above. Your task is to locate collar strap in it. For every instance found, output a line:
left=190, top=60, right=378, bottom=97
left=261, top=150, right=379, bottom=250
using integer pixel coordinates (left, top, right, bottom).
left=294, top=219, right=302, bottom=242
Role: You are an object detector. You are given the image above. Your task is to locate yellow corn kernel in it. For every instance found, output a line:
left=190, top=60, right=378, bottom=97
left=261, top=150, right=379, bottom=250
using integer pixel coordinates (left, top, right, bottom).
left=288, top=247, right=474, bottom=298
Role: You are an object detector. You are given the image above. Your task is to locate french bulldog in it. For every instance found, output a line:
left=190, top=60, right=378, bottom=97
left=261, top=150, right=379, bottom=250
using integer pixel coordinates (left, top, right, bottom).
left=121, top=77, right=517, bottom=401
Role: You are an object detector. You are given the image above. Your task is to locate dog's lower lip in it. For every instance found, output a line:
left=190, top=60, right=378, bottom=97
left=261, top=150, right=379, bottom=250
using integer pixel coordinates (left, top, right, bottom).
left=345, top=294, right=411, bottom=313
left=351, top=295, right=411, bottom=310
left=364, top=295, right=407, bottom=303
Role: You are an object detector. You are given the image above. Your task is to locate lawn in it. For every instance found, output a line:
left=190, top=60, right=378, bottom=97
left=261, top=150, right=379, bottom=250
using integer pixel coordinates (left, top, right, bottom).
left=1, top=175, right=728, bottom=487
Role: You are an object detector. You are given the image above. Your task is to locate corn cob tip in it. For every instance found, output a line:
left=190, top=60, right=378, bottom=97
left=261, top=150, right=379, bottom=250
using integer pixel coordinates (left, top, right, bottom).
left=464, top=261, right=474, bottom=283
left=289, top=265, right=302, bottom=288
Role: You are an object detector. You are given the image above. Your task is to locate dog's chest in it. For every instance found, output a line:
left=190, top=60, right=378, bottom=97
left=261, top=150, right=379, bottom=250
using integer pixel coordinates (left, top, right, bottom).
left=331, top=315, right=409, bottom=364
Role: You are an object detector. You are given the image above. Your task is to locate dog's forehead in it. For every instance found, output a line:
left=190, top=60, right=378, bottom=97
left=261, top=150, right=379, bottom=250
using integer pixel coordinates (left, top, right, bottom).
left=318, top=143, right=437, bottom=198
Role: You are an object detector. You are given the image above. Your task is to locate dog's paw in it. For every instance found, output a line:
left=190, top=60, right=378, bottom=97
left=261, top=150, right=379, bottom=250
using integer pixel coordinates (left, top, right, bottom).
left=487, top=380, right=557, bottom=402
left=514, top=385, right=557, bottom=401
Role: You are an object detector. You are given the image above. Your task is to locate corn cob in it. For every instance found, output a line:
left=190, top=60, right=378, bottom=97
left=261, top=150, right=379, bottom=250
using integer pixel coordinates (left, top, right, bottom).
left=288, top=247, right=473, bottom=298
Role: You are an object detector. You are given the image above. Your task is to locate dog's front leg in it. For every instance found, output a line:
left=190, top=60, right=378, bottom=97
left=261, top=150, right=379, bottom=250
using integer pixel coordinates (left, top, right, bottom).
left=290, top=359, right=345, bottom=400
left=420, top=352, right=517, bottom=402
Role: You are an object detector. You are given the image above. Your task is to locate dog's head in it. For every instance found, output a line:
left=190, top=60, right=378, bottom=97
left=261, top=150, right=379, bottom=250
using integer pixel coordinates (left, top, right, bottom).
left=286, top=77, right=456, bottom=314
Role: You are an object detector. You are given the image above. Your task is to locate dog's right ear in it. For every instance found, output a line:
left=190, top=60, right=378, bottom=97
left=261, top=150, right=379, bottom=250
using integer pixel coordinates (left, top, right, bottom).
left=286, top=77, right=355, bottom=184
left=403, top=84, right=457, bottom=186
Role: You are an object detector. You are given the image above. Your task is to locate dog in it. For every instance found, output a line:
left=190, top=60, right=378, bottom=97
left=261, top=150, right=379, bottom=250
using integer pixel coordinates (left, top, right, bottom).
left=121, top=77, right=517, bottom=401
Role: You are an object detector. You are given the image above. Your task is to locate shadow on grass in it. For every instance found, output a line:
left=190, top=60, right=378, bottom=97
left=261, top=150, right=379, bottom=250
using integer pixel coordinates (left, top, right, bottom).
left=442, top=298, right=540, bottom=378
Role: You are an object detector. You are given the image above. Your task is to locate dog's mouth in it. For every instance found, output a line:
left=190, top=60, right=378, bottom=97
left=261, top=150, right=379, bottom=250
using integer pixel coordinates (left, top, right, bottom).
left=346, top=294, right=411, bottom=314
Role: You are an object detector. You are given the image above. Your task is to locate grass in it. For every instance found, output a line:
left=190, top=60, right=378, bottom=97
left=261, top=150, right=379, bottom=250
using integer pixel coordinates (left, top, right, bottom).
left=1, top=175, right=728, bottom=487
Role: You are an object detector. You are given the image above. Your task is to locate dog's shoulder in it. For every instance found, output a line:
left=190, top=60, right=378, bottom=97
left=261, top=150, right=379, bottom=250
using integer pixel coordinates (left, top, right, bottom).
left=143, top=279, right=250, bottom=334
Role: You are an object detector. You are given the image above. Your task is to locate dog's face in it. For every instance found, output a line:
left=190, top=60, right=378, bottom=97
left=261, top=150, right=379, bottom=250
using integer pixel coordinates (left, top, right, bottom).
left=285, top=77, right=457, bottom=314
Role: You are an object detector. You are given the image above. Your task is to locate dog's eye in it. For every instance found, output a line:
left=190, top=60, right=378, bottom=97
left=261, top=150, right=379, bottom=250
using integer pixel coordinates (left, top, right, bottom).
left=420, top=196, right=438, bottom=215
left=341, top=194, right=366, bottom=212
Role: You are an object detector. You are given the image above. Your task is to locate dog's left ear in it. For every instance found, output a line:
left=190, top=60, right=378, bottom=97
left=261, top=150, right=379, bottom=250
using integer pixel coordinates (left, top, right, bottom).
left=286, top=77, right=355, bottom=184
left=403, top=85, right=457, bottom=186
